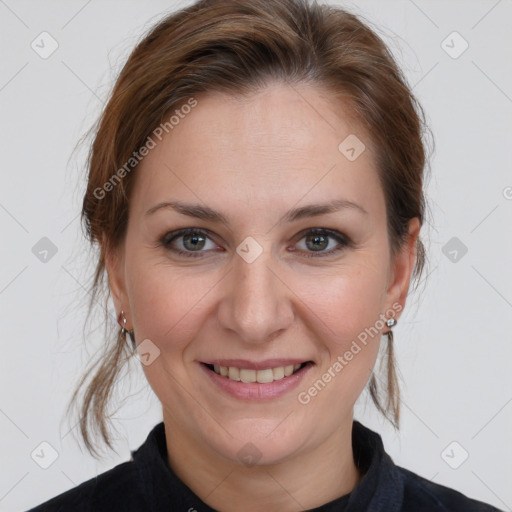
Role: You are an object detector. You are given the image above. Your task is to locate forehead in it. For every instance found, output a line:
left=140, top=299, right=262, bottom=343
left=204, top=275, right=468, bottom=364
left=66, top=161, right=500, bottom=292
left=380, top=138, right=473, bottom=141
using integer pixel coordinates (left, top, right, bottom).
left=132, top=82, right=384, bottom=223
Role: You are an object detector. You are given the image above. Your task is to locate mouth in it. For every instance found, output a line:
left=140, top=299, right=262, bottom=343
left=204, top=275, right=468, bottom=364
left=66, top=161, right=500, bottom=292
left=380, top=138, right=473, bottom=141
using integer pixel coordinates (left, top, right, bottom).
left=201, top=361, right=313, bottom=384
left=199, top=359, right=314, bottom=401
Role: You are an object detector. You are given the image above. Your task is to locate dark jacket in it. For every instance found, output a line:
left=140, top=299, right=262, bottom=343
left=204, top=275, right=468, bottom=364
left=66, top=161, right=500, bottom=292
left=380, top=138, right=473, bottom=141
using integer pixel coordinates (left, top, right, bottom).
left=27, top=420, right=502, bottom=511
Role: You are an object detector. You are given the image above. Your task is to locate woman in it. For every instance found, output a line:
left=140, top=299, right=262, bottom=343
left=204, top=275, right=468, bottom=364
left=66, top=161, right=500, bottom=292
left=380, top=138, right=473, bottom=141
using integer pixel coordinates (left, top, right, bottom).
left=28, top=0, right=502, bottom=510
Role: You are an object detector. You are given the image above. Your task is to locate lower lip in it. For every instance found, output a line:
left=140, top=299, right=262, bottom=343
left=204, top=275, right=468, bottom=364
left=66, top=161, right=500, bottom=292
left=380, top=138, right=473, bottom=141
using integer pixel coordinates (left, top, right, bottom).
left=199, top=362, right=313, bottom=401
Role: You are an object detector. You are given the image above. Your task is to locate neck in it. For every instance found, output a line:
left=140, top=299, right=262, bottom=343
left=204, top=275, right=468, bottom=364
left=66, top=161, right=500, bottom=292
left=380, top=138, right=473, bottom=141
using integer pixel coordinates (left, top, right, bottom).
left=163, top=413, right=361, bottom=512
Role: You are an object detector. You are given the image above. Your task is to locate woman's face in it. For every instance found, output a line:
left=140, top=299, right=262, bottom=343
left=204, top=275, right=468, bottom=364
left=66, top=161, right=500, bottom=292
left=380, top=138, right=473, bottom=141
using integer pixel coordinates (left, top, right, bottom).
left=107, top=82, right=419, bottom=465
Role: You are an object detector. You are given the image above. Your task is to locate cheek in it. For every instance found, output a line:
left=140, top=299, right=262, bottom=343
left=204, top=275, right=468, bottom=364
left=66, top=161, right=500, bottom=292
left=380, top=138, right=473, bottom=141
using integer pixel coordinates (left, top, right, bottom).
left=125, top=260, right=222, bottom=407
left=127, top=249, right=389, bottom=350
left=297, top=270, right=386, bottom=409
left=127, top=257, right=223, bottom=350
left=292, top=260, right=388, bottom=404
left=298, top=262, right=388, bottom=343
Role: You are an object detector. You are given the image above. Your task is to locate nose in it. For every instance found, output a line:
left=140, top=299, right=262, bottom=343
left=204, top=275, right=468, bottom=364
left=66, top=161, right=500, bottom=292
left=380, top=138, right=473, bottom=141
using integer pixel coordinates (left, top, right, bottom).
left=217, top=247, right=294, bottom=345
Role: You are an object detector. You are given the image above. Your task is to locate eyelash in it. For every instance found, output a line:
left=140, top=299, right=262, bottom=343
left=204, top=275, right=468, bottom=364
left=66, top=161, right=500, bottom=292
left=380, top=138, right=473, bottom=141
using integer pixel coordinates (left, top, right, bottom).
left=159, top=228, right=351, bottom=259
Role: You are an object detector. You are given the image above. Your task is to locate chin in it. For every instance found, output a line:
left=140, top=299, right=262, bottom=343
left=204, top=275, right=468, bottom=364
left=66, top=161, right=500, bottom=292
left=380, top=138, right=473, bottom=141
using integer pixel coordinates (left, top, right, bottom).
left=207, top=419, right=311, bottom=467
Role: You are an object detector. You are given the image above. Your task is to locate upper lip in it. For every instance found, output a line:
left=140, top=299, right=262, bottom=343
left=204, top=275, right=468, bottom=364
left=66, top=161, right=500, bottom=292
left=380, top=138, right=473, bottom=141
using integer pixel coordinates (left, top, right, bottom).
left=200, top=359, right=312, bottom=370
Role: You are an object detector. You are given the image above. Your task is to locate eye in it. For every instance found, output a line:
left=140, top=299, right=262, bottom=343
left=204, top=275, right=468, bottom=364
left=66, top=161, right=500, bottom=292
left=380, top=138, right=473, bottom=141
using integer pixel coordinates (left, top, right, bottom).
left=160, top=227, right=350, bottom=258
left=160, top=228, right=220, bottom=258
left=292, top=228, right=350, bottom=258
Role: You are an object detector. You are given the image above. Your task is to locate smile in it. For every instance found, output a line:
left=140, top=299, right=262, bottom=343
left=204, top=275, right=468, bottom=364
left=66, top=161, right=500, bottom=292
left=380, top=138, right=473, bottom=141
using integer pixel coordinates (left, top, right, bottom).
left=204, top=362, right=308, bottom=383
left=199, top=360, right=314, bottom=400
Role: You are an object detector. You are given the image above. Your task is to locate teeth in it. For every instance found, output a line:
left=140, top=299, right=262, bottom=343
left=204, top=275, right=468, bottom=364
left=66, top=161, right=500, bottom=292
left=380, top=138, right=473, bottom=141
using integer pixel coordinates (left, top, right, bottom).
left=273, top=366, right=285, bottom=380
left=228, top=367, right=240, bottom=381
left=284, top=365, right=294, bottom=376
left=210, top=362, right=305, bottom=383
left=240, top=369, right=256, bottom=383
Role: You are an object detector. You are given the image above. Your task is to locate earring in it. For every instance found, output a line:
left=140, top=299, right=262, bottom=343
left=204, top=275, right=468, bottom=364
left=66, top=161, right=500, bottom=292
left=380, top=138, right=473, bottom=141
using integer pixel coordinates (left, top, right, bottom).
left=383, top=316, right=400, bottom=428
left=386, top=317, right=397, bottom=328
left=119, top=310, right=136, bottom=350
left=385, top=317, right=397, bottom=342
left=119, top=310, right=127, bottom=334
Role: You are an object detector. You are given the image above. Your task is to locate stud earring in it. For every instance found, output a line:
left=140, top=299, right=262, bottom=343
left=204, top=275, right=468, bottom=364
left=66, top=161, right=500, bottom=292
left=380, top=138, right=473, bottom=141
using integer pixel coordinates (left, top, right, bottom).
left=385, top=317, right=397, bottom=342
left=386, top=317, right=397, bottom=329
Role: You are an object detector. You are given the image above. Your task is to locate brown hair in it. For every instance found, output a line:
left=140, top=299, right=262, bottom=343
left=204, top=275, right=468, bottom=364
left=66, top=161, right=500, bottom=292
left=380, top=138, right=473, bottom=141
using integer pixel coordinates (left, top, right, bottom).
left=68, top=0, right=430, bottom=458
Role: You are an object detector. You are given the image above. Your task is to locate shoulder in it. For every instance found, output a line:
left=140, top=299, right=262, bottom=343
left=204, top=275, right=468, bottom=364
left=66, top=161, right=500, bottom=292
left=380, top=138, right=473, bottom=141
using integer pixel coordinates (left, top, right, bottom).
left=26, top=459, right=146, bottom=512
left=397, top=466, right=503, bottom=512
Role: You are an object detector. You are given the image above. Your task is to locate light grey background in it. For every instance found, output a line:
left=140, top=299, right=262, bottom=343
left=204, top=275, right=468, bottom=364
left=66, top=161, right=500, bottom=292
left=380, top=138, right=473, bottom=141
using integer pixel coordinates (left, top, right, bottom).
left=1, top=1, right=511, bottom=511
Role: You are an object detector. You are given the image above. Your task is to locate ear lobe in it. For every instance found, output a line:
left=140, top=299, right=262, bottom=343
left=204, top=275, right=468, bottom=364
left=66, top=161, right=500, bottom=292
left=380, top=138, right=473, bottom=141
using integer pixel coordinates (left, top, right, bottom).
left=386, top=217, right=421, bottom=313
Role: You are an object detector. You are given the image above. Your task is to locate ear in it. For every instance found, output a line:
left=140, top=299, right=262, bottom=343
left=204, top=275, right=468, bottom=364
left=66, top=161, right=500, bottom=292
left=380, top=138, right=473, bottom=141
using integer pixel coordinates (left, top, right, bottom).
left=102, top=233, right=129, bottom=324
left=384, top=217, right=421, bottom=318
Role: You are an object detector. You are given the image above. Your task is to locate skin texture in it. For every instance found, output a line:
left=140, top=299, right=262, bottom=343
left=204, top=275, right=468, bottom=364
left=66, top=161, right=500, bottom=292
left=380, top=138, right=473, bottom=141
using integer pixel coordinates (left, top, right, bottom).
left=106, top=82, right=420, bottom=511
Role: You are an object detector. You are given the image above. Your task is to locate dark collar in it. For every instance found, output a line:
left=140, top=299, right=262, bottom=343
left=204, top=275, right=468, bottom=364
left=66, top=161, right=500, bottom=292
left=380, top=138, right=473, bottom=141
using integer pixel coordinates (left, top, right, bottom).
left=131, top=420, right=404, bottom=511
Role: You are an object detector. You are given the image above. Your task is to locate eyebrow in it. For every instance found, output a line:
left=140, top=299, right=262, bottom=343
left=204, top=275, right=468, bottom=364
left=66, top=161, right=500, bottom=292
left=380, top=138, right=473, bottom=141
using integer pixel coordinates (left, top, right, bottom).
left=144, top=198, right=368, bottom=226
